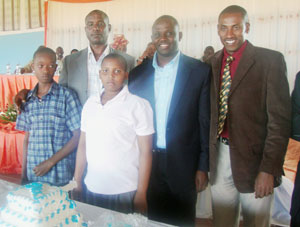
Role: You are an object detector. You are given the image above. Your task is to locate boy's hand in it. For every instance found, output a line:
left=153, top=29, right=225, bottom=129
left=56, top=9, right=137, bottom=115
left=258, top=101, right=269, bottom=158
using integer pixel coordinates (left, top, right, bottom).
left=133, top=191, right=147, bottom=215
left=33, top=160, right=54, bottom=176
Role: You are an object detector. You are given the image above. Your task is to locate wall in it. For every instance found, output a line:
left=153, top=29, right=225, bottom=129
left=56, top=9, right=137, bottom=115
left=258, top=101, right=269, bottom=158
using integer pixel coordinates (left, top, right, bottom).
left=0, top=31, right=44, bottom=74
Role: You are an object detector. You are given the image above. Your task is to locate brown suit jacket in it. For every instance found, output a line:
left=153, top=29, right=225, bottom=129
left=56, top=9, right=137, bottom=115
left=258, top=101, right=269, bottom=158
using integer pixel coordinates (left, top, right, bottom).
left=209, top=42, right=291, bottom=193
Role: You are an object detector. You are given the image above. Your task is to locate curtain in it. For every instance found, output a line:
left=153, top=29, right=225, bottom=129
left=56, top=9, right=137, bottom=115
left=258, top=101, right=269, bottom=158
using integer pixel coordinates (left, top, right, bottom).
left=46, top=0, right=300, bottom=89
left=0, top=0, right=44, bottom=32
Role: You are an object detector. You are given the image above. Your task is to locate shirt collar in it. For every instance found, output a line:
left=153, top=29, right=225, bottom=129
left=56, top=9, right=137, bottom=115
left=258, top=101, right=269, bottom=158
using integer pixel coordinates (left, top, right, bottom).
left=223, top=40, right=248, bottom=60
left=152, top=51, right=181, bottom=70
left=96, top=84, right=129, bottom=104
left=27, top=81, right=58, bottom=100
left=88, top=44, right=110, bottom=61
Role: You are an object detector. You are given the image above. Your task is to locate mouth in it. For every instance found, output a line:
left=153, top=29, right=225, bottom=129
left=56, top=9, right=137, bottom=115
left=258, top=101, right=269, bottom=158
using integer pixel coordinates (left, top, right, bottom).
left=224, top=39, right=236, bottom=45
left=159, top=43, right=169, bottom=49
left=92, top=34, right=102, bottom=38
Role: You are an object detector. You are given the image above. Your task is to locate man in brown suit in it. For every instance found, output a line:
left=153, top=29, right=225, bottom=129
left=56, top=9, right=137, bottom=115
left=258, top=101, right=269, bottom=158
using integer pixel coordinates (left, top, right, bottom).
left=209, top=5, right=291, bottom=227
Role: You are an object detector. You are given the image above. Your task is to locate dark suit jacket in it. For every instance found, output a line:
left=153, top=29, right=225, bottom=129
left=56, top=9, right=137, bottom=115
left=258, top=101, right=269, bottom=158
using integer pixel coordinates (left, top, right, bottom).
left=209, top=42, right=291, bottom=193
left=59, top=47, right=135, bottom=105
left=292, top=72, right=300, bottom=141
left=128, top=53, right=211, bottom=193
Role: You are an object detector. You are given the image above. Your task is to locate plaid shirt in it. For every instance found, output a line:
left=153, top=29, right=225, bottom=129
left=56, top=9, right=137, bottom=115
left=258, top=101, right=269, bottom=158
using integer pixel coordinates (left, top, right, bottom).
left=16, top=82, right=81, bottom=186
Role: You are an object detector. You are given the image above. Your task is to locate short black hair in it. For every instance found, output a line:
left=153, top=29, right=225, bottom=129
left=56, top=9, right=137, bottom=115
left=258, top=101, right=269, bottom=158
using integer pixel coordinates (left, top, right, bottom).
left=85, top=10, right=109, bottom=24
left=102, top=53, right=128, bottom=72
left=33, top=46, right=56, bottom=62
left=219, top=5, right=249, bottom=23
left=153, top=15, right=180, bottom=30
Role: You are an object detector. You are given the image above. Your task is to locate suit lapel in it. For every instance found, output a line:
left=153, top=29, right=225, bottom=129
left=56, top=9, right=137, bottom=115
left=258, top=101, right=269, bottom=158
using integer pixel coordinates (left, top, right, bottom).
left=229, top=43, right=255, bottom=97
left=77, top=48, right=88, bottom=91
left=211, top=51, right=223, bottom=95
left=167, top=54, right=192, bottom=124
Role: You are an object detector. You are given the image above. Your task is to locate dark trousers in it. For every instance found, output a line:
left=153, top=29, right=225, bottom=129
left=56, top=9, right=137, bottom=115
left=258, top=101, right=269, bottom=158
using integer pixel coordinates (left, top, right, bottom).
left=85, top=188, right=136, bottom=214
left=147, top=151, right=197, bottom=227
left=290, top=161, right=300, bottom=227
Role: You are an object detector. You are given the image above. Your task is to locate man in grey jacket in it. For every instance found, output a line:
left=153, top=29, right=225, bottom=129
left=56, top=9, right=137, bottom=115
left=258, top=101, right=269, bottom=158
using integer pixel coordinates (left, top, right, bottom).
left=60, top=10, right=135, bottom=104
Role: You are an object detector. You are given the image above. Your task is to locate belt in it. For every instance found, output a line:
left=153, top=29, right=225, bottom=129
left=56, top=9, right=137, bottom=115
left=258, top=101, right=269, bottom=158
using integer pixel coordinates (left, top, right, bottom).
left=219, top=136, right=229, bottom=145
left=152, top=148, right=167, bottom=153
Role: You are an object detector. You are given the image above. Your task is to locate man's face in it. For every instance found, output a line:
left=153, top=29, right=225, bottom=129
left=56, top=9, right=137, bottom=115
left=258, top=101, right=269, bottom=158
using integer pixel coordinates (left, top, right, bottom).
left=85, top=13, right=111, bottom=46
left=56, top=47, right=64, bottom=59
left=151, top=18, right=182, bottom=59
left=32, top=53, right=56, bottom=85
left=218, top=12, right=250, bottom=55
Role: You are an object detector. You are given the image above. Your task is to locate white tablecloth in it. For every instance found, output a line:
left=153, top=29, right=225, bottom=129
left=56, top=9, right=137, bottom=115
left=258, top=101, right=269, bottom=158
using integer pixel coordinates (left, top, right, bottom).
left=0, top=180, right=175, bottom=227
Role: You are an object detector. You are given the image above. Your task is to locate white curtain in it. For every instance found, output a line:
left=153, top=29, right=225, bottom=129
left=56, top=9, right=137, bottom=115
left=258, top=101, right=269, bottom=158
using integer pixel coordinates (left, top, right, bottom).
left=47, top=0, right=300, bottom=89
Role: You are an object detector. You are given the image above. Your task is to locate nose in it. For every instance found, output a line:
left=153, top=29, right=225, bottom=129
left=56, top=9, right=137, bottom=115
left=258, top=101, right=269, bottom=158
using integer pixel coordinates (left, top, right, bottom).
left=92, top=23, right=102, bottom=31
left=226, top=28, right=234, bottom=38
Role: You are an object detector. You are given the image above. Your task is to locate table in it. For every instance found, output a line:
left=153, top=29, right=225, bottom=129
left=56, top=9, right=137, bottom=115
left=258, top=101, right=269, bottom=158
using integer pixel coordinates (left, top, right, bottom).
left=0, top=180, right=175, bottom=227
left=0, top=123, right=24, bottom=174
left=0, top=74, right=59, bottom=110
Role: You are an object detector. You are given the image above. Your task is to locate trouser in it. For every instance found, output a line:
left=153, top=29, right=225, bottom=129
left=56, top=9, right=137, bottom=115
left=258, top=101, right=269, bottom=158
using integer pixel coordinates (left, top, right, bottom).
left=147, top=150, right=197, bottom=227
left=290, top=161, right=300, bottom=227
left=85, top=188, right=136, bottom=214
left=211, top=141, right=273, bottom=227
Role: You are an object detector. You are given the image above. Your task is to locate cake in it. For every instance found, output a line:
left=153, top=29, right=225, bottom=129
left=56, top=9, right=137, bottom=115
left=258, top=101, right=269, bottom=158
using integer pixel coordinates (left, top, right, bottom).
left=0, top=182, right=88, bottom=227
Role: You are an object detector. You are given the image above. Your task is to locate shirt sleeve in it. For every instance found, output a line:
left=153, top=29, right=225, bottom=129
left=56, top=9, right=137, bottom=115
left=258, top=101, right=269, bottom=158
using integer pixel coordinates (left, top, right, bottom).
left=15, top=110, right=30, bottom=132
left=80, top=98, right=90, bottom=133
left=133, top=98, right=155, bottom=136
left=65, top=89, right=82, bottom=132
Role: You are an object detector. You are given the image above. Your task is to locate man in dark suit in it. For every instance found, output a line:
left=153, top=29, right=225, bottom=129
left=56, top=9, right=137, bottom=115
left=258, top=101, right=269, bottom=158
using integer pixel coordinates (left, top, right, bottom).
left=60, top=10, right=135, bottom=105
left=290, top=72, right=300, bottom=227
left=209, top=5, right=291, bottom=226
left=129, top=15, right=210, bottom=226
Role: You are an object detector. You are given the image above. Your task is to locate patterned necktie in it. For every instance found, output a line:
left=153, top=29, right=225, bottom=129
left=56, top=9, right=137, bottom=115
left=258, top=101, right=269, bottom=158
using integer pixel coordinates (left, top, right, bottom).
left=218, top=56, right=234, bottom=137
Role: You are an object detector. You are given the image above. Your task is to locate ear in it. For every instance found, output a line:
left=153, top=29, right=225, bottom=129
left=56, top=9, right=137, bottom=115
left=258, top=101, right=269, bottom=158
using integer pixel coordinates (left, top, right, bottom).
left=54, top=64, right=58, bottom=72
left=124, top=71, right=129, bottom=80
left=245, top=22, right=250, bottom=34
left=108, top=24, right=112, bottom=32
left=31, top=63, right=34, bottom=72
left=179, top=31, right=183, bottom=41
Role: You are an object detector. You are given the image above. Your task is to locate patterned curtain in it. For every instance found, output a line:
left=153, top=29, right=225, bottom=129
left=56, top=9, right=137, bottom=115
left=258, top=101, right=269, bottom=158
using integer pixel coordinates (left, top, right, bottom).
left=0, top=0, right=43, bottom=31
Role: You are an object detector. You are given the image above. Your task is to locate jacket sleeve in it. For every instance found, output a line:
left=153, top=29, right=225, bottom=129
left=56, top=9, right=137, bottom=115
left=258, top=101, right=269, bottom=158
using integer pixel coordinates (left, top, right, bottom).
left=197, top=67, right=211, bottom=172
left=259, top=53, right=291, bottom=176
left=59, top=55, right=69, bottom=87
left=292, top=72, right=300, bottom=141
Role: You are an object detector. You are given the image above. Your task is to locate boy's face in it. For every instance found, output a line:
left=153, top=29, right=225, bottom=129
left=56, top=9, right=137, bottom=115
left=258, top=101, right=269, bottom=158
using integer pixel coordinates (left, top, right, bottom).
left=99, top=58, right=128, bottom=93
left=32, top=53, right=57, bottom=85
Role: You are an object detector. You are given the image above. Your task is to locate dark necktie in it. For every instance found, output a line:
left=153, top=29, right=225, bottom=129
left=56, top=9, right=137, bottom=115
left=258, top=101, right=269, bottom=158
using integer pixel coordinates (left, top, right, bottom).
left=218, top=56, right=234, bottom=137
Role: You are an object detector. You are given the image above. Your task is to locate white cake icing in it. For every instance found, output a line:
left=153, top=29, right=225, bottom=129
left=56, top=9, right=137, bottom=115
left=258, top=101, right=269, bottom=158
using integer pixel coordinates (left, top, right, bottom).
left=0, top=182, right=88, bottom=227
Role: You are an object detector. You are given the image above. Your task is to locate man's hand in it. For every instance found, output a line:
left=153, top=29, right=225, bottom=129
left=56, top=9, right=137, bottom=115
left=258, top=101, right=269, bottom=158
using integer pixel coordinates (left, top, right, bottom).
left=254, top=172, right=274, bottom=198
left=33, top=160, right=54, bottom=177
left=14, top=89, right=30, bottom=112
left=133, top=191, right=147, bottom=215
left=71, top=182, right=83, bottom=201
left=195, top=170, right=208, bottom=192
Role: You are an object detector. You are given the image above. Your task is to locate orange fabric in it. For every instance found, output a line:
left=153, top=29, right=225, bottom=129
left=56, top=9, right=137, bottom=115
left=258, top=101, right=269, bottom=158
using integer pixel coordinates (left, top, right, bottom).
left=44, top=1, right=48, bottom=46
left=0, top=74, right=59, bottom=111
left=0, top=122, right=24, bottom=174
left=284, top=139, right=300, bottom=183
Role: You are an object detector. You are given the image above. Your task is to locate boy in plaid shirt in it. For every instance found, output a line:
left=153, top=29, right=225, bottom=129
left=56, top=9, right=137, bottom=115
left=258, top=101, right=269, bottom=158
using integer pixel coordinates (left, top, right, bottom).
left=16, top=47, right=81, bottom=186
